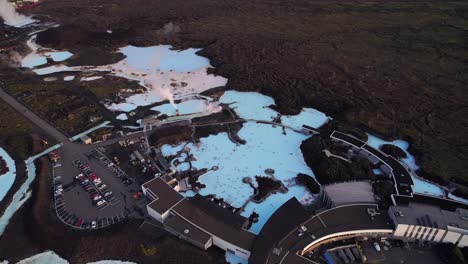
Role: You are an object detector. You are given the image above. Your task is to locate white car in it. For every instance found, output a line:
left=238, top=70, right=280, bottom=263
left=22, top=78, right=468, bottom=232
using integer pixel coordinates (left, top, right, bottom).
left=98, top=184, right=107, bottom=190
left=91, top=221, right=97, bottom=229
left=96, top=200, right=106, bottom=207
left=374, top=242, right=381, bottom=252
left=93, top=179, right=102, bottom=185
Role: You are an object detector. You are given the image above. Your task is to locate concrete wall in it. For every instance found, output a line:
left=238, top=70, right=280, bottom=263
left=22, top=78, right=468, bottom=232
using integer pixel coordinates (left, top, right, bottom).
left=443, top=231, right=462, bottom=244
left=458, top=235, right=468, bottom=247
left=393, top=224, right=409, bottom=237
left=301, top=229, right=394, bottom=254
left=212, top=236, right=251, bottom=259
left=146, top=205, right=169, bottom=222
left=433, top=229, right=446, bottom=242
left=165, top=226, right=213, bottom=250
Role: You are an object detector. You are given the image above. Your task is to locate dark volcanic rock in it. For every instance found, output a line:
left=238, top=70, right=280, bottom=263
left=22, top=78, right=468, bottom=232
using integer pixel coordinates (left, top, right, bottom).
left=29, top=0, right=468, bottom=182
left=296, top=173, right=320, bottom=194
left=379, top=144, right=407, bottom=159
left=300, top=136, right=375, bottom=185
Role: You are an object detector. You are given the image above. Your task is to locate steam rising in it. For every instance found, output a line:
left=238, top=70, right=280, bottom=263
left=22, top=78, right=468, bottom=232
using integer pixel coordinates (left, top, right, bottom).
left=0, top=0, right=35, bottom=27
left=148, top=48, right=177, bottom=109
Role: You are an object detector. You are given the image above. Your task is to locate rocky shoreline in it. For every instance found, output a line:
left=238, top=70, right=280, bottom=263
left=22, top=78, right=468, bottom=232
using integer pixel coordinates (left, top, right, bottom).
left=0, top=157, right=7, bottom=175
left=24, top=0, right=467, bottom=183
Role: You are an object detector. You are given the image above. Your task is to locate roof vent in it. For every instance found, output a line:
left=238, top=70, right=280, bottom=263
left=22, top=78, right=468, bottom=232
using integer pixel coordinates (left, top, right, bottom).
left=184, top=229, right=190, bottom=234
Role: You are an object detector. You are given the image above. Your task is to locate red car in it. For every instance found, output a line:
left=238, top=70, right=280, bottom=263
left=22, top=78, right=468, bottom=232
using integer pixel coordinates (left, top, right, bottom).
left=90, top=173, right=97, bottom=177
left=89, top=175, right=98, bottom=180
left=75, top=219, right=83, bottom=227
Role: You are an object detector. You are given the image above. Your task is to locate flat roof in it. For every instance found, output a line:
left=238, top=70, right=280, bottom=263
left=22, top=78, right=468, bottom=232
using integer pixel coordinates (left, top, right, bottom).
left=165, top=213, right=212, bottom=246
left=384, top=157, right=413, bottom=185
left=264, top=204, right=393, bottom=264
left=331, top=131, right=366, bottom=148
left=362, top=144, right=387, bottom=161
left=394, top=193, right=468, bottom=212
left=144, top=177, right=185, bottom=214
left=172, top=199, right=257, bottom=251
left=324, top=181, right=376, bottom=205
left=390, top=201, right=468, bottom=231
left=331, top=131, right=415, bottom=197
left=250, top=198, right=309, bottom=264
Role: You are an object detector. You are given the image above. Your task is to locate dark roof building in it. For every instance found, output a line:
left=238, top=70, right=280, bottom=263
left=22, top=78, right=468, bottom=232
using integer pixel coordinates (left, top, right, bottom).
left=172, top=198, right=256, bottom=253
left=142, top=177, right=256, bottom=260
left=250, top=198, right=309, bottom=264
left=252, top=204, right=394, bottom=264
left=143, top=177, right=185, bottom=216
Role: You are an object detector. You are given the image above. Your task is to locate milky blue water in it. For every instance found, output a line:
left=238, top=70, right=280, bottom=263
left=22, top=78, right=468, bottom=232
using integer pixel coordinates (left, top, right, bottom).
left=116, top=113, right=128, bottom=120
left=411, top=176, right=445, bottom=197
left=15, top=250, right=136, bottom=264
left=16, top=251, right=68, bottom=264
left=119, top=45, right=210, bottom=72
left=219, top=91, right=278, bottom=121
left=367, top=134, right=418, bottom=171
left=159, top=90, right=333, bottom=234
left=0, top=144, right=62, bottom=235
left=448, top=193, right=468, bottom=204
left=69, top=121, right=112, bottom=141
left=0, top=147, right=16, bottom=202
left=162, top=121, right=313, bottom=234
left=373, top=169, right=383, bottom=175
left=282, top=108, right=331, bottom=130
left=21, top=54, right=48, bottom=68
left=45, top=51, right=73, bottom=62
left=225, top=251, right=248, bottom=264
left=366, top=134, right=450, bottom=198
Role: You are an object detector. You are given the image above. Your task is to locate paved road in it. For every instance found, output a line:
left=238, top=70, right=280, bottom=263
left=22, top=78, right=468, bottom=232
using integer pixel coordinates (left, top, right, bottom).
left=0, top=83, right=148, bottom=151
left=0, top=84, right=70, bottom=143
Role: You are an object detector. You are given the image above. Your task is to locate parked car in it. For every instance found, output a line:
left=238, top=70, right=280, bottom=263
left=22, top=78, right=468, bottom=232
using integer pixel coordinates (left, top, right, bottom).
left=374, top=242, right=381, bottom=252
left=75, top=219, right=83, bottom=227
left=93, top=179, right=102, bottom=185
left=104, top=191, right=113, bottom=197
left=91, top=221, right=97, bottom=229
left=96, top=200, right=106, bottom=207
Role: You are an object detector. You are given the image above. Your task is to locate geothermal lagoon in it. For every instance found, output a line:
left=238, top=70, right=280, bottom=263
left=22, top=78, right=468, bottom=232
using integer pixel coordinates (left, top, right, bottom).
left=162, top=91, right=330, bottom=234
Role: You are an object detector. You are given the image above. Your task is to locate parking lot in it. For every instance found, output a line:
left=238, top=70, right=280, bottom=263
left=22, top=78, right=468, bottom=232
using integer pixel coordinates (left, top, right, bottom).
left=50, top=146, right=149, bottom=230
left=360, top=240, right=442, bottom=264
